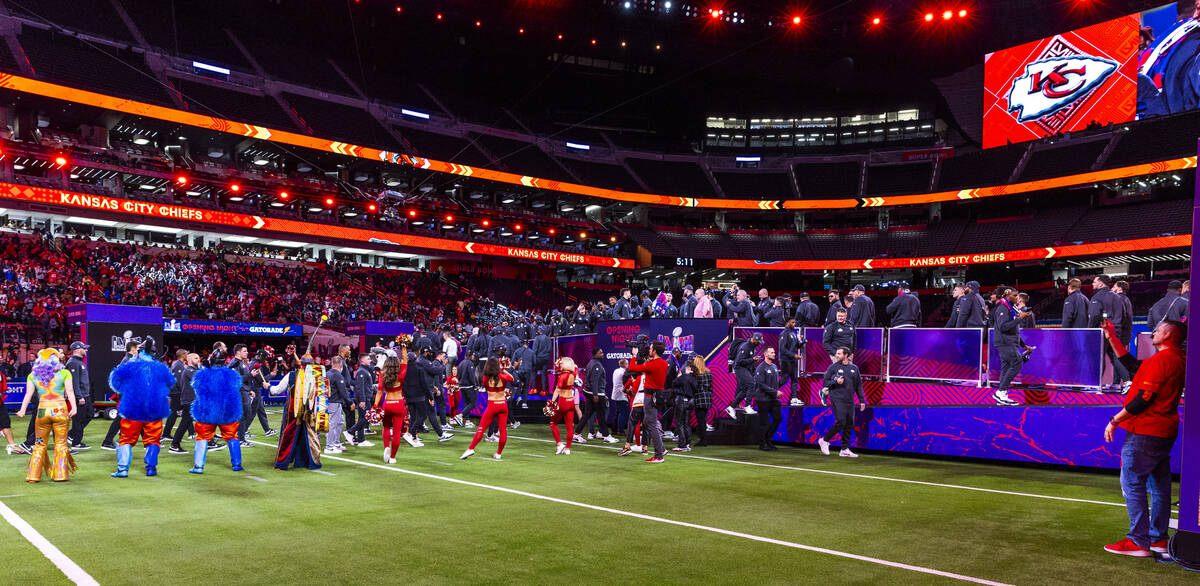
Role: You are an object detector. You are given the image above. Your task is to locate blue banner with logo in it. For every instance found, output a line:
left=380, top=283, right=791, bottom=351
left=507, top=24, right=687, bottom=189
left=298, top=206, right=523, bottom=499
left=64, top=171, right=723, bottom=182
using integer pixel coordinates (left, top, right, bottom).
left=163, top=318, right=302, bottom=337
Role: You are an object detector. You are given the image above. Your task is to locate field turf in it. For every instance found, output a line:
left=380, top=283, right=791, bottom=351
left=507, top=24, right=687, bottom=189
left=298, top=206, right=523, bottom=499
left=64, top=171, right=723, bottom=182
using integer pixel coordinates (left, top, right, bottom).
left=0, top=412, right=1192, bottom=585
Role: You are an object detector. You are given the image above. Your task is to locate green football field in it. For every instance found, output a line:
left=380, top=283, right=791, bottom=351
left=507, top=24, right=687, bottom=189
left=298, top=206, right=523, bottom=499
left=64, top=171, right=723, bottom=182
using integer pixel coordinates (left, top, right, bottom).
left=0, top=412, right=1192, bottom=585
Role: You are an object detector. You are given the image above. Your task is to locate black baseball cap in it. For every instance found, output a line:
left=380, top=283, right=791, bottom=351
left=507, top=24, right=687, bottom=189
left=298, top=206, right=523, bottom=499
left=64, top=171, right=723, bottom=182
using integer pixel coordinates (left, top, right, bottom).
left=851, top=285, right=866, bottom=292
left=69, top=342, right=89, bottom=350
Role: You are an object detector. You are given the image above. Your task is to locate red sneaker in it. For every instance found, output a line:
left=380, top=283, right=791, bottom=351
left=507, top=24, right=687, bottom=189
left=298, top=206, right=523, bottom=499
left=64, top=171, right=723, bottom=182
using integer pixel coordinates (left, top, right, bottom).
left=1103, top=538, right=1152, bottom=557
left=1150, top=540, right=1168, bottom=554
left=645, top=457, right=664, bottom=463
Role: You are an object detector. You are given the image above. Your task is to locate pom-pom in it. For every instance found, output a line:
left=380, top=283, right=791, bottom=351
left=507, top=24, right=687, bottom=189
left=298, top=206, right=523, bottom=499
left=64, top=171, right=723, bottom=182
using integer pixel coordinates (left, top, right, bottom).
left=190, top=367, right=244, bottom=425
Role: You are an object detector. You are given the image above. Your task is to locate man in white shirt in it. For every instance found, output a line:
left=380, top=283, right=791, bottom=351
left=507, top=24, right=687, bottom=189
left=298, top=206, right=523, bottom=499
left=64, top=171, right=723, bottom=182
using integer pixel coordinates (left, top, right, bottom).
left=610, top=359, right=629, bottom=436
left=442, top=331, right=458, bottom=365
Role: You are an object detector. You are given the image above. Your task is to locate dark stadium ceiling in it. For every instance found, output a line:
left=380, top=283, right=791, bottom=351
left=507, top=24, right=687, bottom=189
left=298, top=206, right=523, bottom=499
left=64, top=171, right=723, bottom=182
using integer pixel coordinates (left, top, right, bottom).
left=14, top=0, right=1165, bottom=140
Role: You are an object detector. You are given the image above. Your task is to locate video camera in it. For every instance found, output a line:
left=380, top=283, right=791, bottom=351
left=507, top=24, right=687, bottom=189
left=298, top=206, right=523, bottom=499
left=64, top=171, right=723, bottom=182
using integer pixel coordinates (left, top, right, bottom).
left=622, top=333, right=651, bottom=356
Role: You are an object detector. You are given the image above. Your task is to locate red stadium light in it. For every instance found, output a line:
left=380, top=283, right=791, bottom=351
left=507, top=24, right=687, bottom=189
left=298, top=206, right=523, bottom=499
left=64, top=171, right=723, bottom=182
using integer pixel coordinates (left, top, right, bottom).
left=557, top=33, right=564, bottom=40
left=610, top=236, right=617, bottom=242
left=436, top=13, right=443, bottom=21
left=54, top=155, right=68, bottom=167
left=548, top=228, right=555, bottom=235
left=792, top=15, right=802, bottom=25
left=655, top=43, right=662, bottom=50
left=445, top=214, right=454, bottom=222
left=924, top=12, right=934, bottom=21
left=620, top=40, right=627, bottom=47
left=367, top=203, right=377, bottom=212
left=175, top=175, right=188, bottom=185
left=325, top=197, right=334, bottom=206
left=408, top=210, right=416, bottom=217
left=590, top=38, right=597, bottom=45
left=229, top=183, right=240, bottom=192
left=710, top=9, right=720, bottom=19
left=279, top=191, right=289, bottom=199
left=871, top=16, right=882, bottom=26
left=482, top=219, right=490, bottom=227
left=942, top=10, right=952, bottom=20
left=579, top=232, right=588, bottom=239
left=514, top=224, right=522, bottom=231
left=958, top=9, right=967, bottom=17
left=519, top=28, right=525, bottom=34
left=475, top=20, right=482, bottom=27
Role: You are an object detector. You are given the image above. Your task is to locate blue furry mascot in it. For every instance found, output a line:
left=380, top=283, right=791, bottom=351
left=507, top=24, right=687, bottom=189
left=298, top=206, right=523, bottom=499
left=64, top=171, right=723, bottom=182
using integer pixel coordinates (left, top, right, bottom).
left=189, top=367, right=245, bottom=473
left=108, top=351, right=173, bottom=477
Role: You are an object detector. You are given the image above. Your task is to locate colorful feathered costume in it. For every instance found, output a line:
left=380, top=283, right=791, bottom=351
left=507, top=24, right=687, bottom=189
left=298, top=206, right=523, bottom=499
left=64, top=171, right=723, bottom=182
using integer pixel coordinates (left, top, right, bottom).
left=25, top=349, right=76, bottom=483
left=274, top=360, right=329, bottom=470
left=189, top=367, right=245, bottom=473
left=108, top=352, right=173, bottom=477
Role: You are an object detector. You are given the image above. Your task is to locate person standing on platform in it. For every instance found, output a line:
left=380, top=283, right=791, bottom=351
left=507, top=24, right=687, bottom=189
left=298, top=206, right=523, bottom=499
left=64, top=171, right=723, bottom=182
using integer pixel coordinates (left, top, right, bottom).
left=756, top=289, right=773, bottom=326
left=780, top=318, right=804, bottom=406
left=965, top=281, right=988, bottom=327
left=1016, top=293, right=1037, bottom=329
left=992, top=287, right=1030, bottom=406
left=726, top=333, right=762, bottom=418
left=817, top=347, right=865, bottom=458
left=693, top=288, right=714, bottom=319
left=822, top=308, right=856, bottom=363
left=754, top=347, right=783, bottom=452
left=1062, top=278, right=1090, bottom=328
left=763, top=297, right=787, bottom=328
left=945, top=284, right=965, bottom=327
left=886, top=287, right=922, bottom=328
left=848, top=285, right=875, bottom=328
left=1147, top=280, right=1188, bottom=327
left=824, top=290, right=844, bottom=326
left=1114, top=280, right=1134, bottom=357
left=726, top=289, right=757, bottom=327
left=682, top=285, right=697, bottom=319
left=532, top=326, right=551, bottom=395
left=65, top=342, right=91, bottom=451
left=1101, top=319, right=1185, bottom=558
left=795, top=292, right=820, bottom=328
left=1090, top=275, right=1130, bottom=386
left=614, top=288, right=634, bottom=320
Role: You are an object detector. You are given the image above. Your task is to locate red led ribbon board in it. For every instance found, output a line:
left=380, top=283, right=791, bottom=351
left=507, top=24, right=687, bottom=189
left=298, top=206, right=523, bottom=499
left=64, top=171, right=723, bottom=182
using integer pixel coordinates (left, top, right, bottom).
left=983, top=14, right=1139, bottom=148
left=716, top=235, right=1192, bottom=271
left=0, top=182, right=633, bottom=269
left=0, top=73, right=1191, bottom=210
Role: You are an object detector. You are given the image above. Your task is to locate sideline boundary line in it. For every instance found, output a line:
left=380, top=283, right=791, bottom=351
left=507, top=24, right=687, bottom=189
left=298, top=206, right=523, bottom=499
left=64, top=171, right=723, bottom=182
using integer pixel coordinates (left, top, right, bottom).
left=249, top=440, right=1009, bottom=585
left=0, top=499, right=99, bottom=586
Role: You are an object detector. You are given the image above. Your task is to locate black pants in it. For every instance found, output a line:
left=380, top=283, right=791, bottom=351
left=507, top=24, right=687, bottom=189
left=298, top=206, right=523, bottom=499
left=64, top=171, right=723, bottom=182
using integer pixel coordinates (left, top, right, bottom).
left=459, top=387, right=477, bottom=420
left=163, top=394, right=182, bottom=438
left=103, top=415, right=122, bottom=446
left=733, top=367, right=755, bottom=408
left=346, top=404, right=369, bottom=442
left=171, top=405, right=194, bottom=448
left=693, top=407, right=709, bottom=445
left=68, top=399, right=92, bottom=445
left=625, top=406, right=645, bottom=445
left=758, top=397, right=782, bottom=446
left=578, top=395, right=610, bottom=436
left=822, top=401, right=855, bottom=446
left=252, top=394, right=271, bottom=432
left=997, top=348, right=1023, bottom=392
left=675, top=397, right=694, bottom=448
left=237, top=394, right=255, bottom=440
left=780, top=358, right=800, bottom=401
left=408, top=401, right=443, bottom=438
left=24, top=395, right=39, bottom=445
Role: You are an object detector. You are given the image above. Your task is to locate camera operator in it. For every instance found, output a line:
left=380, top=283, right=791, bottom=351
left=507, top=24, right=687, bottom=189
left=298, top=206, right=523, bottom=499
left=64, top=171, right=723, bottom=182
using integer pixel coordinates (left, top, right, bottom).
left=780, top=319, right=804, bottom=407
left=245, top=349, right=277, bottom=440
left=625, top=340, right=668, bottom=463
left=725, top=333, right=762, bottom=418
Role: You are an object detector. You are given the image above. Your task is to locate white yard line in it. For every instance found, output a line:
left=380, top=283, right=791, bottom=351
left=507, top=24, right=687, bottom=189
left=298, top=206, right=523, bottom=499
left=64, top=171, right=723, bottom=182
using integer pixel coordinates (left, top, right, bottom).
left=0, top=499, right=99, bottom=586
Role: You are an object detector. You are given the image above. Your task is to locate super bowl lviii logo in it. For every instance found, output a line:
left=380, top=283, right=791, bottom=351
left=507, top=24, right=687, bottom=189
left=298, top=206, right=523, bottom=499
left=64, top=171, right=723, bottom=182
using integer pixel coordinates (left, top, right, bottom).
left=1006, top=38, right=1118, bottom=132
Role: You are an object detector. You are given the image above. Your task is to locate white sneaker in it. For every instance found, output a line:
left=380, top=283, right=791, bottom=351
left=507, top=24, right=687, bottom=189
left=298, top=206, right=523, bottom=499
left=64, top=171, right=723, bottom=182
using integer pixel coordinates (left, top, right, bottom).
left=413, top=440, right=425, bottom=447
left=602, top=435, right=619, bottom=444
left=705, top=424, right=716, bottom=432
left=492, top=453, right=502, bottom=460
left=744, top=406, right=757, bottom=415
left=460, top=449, right=475, bottom=460
left=563, top=448, right=571, bottom=455
left=343, top=431, right=354, bottom=443
left=992, top=390, right=1019, bottom=406
left=484, top=434, right=498, bottom=443
left=324, top=448, right=340, bottom=454
left=454, top=415, right=464, bottom=426
left=839, top=449, right=859, bottom=458
left=789, top=398, right=804, bottom=406
left=438, top=432, right=455, bottom=442
left=357, top=440, right=375, bottom=447
left=511, top=421, right=521, bottom=429
left=403, top=433, right=419, bottom=447
left=818, top=438, right=831, bottom=456
left=464, top=421, right=476, bottom=428
left=573, top=434, right=586, bottom=444
left=388, top=457, right=396, bottom=464
left=556, top=442, right=566, bottom=455
left=725, top=406, right=737, bottom=419
left=587, top=433, right=596, bottom=440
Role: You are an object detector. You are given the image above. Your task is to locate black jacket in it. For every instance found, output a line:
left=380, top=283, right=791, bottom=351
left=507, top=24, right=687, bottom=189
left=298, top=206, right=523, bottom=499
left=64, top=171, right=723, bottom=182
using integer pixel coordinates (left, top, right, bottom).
left=456, top=356, right=476, bottom=389
left=532, top=334, right=552, bottom=365
left=732, top=340, right=758, bottom=373
left=727, top=298, right=756, bottom=327
left=673, top=372, right=698, bottom=399
left=756, top=297, right=773, bottom=326
left=327, top=368, right=351, bottom=405
left=992, top=300, right=1022, bottom=354
left=1088, top=287, right=1125, bottom=332
left=169, top=359, right=185, bottom=398
left=613, top=297, right=634, bottom=319
left=795, top=300, right=820, bottom=328
left=823, top=361, right=864, bottom=403
left=514, top=346, right=534, bottom=374
left=178, top=365, right=197, bottom=405
left=822, top=321, right=856, bottom=356
left=763, top=306, right=786, bottom=328
left=779, top=328, right=802, bottom=362
left=230, top=358, right=253, bottom=400
left=1061, top=291, right=1090, bottom=328
left=886, top=293, right=922, bottom=327
left=683, top=295, right=698, bottom=319
left=949, top=293, right=988, bottom=328
left=584, top=358, right=606, bottom=396
left=754, top=361, right=780, bottom=400
left=65, top=355, right=91, bottom=403
left=1147, top=291, right=1188, bottom=327
left=403, top=356, right=436, bottom=402
left=824, top=300, right=844, bottom=326
left=353, top=365, right=375, bottom=405
left=848, top=295, right=876, bottom=328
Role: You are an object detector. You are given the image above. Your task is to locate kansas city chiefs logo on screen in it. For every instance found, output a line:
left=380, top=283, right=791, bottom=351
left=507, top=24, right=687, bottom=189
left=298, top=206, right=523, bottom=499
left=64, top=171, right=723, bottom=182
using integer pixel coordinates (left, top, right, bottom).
left=1007, top=55, right=1118, bottom=123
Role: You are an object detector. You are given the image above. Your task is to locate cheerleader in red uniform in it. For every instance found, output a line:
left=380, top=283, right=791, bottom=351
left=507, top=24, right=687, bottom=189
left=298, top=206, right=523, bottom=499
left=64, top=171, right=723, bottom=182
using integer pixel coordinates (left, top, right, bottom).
left=445, top=366, right=460, bottom=425
left=460, top=358, right=512, bottom=461
left=373, top=350, right=408, bottom=464
left=550, top=357, right=580, bottom=455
